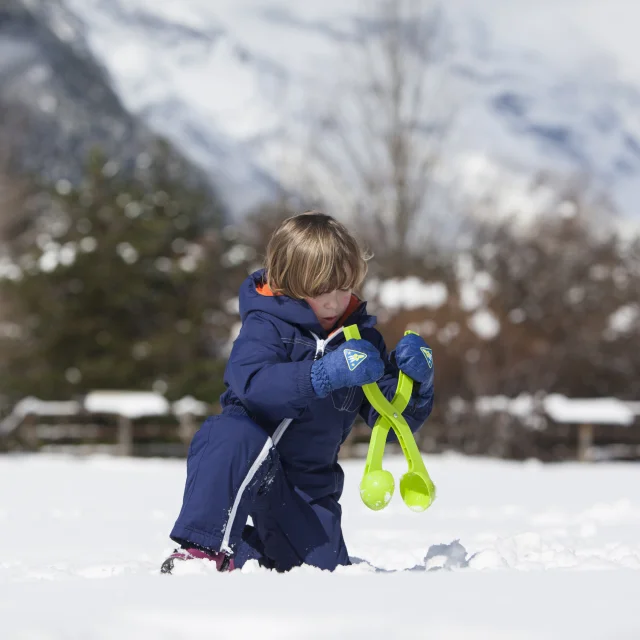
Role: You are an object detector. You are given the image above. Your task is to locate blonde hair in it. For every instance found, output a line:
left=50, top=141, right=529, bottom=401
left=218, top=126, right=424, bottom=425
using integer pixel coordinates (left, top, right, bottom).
left=265, top=212, right=369, bottom=299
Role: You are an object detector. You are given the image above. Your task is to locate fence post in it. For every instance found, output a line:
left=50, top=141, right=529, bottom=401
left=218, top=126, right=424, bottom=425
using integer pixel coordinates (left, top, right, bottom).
left=578, top=423, right=593, bottom=462
left=117, top=415, right=133, bottom=456
left=178, top=413, right=197, bottom=446
left=18, top=414, right=39, bottom=451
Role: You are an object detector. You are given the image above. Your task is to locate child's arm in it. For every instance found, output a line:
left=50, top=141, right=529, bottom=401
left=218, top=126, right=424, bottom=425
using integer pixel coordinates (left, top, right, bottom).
left=224, top=312, right=318, bottom=421
left=357, top=329, right=434, bottom=434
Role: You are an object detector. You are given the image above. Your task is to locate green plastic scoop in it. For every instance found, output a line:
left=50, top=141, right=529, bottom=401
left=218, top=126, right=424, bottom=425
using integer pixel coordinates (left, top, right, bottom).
left=344, top=325, right=436, bottom=512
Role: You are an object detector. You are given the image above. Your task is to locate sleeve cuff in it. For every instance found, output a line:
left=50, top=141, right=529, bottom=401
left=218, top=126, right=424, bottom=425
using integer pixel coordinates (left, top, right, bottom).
left=297, top=360, right=322, bottom=398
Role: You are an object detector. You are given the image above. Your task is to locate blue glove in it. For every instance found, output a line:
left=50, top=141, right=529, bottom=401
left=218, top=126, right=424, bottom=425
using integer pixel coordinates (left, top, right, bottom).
left=395, top=334, right=434, bottom=407
left=395, top=333, right=433, bottom=388
left=395, top=333, right=434, bottom=383
left=311, top=339, right=385, bottom=397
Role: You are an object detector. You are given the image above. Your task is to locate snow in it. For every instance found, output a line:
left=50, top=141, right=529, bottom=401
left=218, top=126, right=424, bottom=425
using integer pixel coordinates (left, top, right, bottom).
left=459, top=280, right=484, bottom=312
left=544, top=394, right=635, bottom=426
left=84, top=391, right=170, bottom=418
left=467, top=309, right=501, bottom=340
left=477, top=393, right=637, bottom=427
left=626, top=402, right=640, bottom=417
left=607, top=304, right=639, bottom=336
left=476, top=394, right=535, bottom=419
left=11, top=397, right=81, bottom=418
left=456, top=270, right=495, bottom=313
left=2, top=452, right=639, bottom=638
left=365, top=277, right=448, bottom=311
left=172, top=396, right=209, bottom=417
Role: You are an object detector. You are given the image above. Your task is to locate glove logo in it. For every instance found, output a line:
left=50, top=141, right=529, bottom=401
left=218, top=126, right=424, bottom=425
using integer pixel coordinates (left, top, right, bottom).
left=421, top=347, right=433, bottom=368
left=344, top=349, right=367, bottom=371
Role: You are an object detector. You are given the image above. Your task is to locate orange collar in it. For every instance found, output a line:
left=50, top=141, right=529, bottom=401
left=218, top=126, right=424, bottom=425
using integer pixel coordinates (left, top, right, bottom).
left=256, top=282, right=278, bottom=296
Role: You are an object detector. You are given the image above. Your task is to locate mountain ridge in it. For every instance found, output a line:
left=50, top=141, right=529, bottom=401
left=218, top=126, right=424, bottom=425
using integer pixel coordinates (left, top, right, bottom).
left=7, top=0, right=640, bottom=220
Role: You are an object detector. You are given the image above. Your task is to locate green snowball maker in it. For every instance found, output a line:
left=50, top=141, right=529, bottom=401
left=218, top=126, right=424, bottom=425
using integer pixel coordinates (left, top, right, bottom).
left=344, top=325, right=436, bottom=512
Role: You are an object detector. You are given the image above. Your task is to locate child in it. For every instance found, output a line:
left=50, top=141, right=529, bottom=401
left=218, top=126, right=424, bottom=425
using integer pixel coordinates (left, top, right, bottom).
left=161, top=212, right=434, bottom=574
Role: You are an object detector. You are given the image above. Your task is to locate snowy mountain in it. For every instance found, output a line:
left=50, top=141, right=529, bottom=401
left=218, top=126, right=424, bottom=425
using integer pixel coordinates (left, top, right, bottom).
left=8, top=0, right=640, bottom=219
left=0, top=0, right=214, bottom=198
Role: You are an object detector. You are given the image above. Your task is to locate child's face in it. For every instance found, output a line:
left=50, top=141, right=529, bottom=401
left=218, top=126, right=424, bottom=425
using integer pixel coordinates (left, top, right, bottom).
left=305, top=289, right=353, bottom=331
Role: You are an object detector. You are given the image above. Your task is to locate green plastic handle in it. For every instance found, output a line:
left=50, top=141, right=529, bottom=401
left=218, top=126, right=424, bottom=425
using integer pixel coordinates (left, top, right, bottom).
left=344, top=324, right=436, bottom=512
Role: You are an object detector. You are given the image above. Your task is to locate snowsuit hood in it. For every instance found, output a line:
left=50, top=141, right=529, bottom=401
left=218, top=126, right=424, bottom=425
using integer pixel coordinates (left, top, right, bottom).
left=238, top=269, right=373, bottom=338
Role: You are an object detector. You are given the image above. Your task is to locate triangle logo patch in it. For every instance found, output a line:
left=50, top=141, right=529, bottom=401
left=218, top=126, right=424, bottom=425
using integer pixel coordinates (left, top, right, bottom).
left=344, top=349, right=367, bottom=371
left=421, top=347, right=433, bottom=369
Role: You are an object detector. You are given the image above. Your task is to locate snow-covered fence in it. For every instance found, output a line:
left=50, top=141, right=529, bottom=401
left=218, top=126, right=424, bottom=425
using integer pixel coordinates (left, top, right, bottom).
left=472, top=393, right=638, bottom=462
left=0, top=391, right=211, bottom=456
left=544, top=395, right=635, bottom=461
left=0, top=398, right=83, bottom=450
left=3, top=390, right=640, bottom=461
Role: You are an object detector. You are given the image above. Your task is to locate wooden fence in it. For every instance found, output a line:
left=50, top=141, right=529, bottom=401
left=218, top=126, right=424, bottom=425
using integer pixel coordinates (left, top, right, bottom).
left=0, top=390, right=377, bottom=459
left=2, top=391, right=639, bottom=462
left=0, top=392, right=209, bottom=457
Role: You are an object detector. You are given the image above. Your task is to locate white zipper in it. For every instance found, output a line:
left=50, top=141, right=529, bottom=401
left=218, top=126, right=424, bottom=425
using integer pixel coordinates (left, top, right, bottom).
left=311, top=327, right=345, bottom=359
left=267, top=329, right=345, bottom=459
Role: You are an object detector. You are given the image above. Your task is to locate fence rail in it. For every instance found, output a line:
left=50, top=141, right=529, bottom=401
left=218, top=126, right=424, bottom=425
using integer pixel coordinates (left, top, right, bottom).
left=1, top=391, right=640, bottom=462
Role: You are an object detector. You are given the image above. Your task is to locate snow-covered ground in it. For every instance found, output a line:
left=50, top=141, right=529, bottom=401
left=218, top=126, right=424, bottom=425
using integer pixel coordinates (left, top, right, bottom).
left=1, top=452, right=639, bottom=638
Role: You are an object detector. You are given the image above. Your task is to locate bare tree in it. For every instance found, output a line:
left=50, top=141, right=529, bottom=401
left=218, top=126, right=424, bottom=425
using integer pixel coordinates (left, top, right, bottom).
left=300, top=0, right=456, bottom=272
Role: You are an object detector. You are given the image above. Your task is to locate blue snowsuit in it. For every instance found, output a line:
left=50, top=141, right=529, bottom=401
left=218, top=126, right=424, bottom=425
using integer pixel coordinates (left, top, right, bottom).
left=170, top=270, right=434, bottom=572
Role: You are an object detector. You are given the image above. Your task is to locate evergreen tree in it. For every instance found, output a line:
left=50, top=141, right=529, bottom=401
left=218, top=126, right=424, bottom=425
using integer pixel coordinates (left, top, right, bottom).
left=0, top=148, right=249, bottom=404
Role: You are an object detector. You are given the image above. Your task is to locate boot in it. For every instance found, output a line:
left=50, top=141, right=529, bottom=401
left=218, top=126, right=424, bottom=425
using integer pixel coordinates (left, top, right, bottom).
left=160, top=547, right=235, bottom=574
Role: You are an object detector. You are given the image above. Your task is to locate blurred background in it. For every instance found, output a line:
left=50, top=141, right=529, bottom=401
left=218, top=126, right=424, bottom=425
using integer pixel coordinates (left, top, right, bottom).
left=1, top=0, right=639, bottom=462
